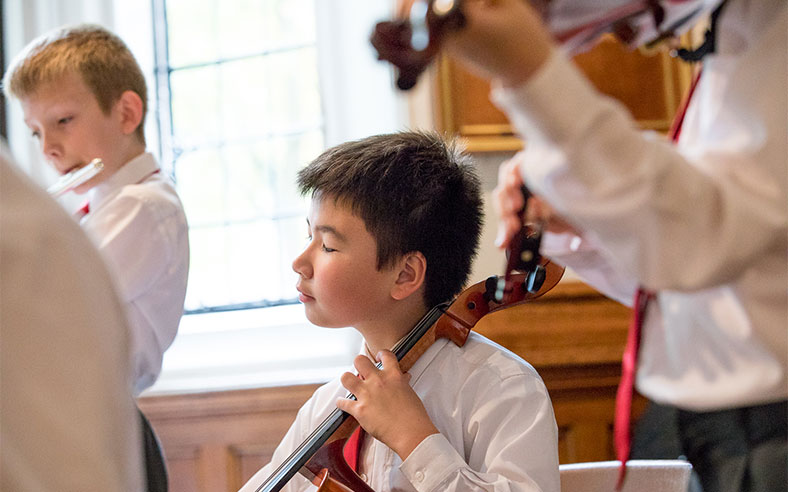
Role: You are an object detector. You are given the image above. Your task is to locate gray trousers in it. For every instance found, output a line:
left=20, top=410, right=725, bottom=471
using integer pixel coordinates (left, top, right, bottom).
left=632, top=399, right=787, bottom=492
left=139, top=408, right=168, bottom=492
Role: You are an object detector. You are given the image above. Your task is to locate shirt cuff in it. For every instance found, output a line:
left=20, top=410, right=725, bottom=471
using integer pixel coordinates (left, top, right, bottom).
left=541, top=230, right=588, bottom=257
left=399, top=433, right=466, bottom=492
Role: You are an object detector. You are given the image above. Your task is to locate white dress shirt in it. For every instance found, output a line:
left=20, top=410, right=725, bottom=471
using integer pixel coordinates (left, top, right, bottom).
left=82, top=152, right=190, bottom=394
left=0, top=149, right=144, bottom=491
left=240, top=332, right=559, bottom=492
left=492, top=0, right=787, bottom=410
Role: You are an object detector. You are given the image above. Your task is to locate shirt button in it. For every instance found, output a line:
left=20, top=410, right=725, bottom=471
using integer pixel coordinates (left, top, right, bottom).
left=414, top=470, right=425, bottom=482
left=359, top=474, right=367, bottom=482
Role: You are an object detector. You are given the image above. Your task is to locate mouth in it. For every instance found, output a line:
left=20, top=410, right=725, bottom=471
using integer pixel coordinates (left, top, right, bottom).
left=61, top=163, right=83, bottom=176
left=296, top=286, right=315, bottom=302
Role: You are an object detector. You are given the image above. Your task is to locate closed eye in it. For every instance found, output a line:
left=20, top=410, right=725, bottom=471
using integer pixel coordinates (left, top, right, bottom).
left=58, top=116, right=73, bottom=125
left=321, top=244, right=336, bottom=253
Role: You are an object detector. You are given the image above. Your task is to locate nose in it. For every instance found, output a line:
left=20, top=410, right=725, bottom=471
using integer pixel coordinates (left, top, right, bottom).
left=292, top=246, right=313, bottom=279
left=39, top=131, right=63, bottom=161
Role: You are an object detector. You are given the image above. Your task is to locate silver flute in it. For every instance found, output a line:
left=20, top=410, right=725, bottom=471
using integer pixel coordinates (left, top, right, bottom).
left=47, top=158, right=104, bottom=197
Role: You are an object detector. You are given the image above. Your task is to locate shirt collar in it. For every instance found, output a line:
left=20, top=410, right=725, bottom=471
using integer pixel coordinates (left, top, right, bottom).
left=88, top=152, right=159, bottom=209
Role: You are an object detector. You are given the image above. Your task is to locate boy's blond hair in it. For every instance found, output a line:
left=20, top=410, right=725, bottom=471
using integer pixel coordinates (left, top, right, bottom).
left=3, top=24, right=148, bottom=143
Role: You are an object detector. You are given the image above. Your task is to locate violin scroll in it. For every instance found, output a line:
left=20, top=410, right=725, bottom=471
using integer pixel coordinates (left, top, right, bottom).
left=371, top=0, right=466, bottom=90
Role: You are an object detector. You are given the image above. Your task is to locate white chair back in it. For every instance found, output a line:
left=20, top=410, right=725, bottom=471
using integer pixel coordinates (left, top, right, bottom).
left=559, top=460, right=692, bottom=492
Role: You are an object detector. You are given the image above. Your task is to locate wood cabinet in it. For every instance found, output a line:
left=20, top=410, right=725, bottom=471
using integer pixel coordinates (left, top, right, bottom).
left=434, top=35, right=692, bottom=152
left=139, top=281, right=644, bottom=491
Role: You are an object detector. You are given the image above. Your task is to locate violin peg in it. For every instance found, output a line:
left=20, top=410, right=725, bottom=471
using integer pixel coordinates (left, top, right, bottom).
left=526, top=265, right=546, bottom=293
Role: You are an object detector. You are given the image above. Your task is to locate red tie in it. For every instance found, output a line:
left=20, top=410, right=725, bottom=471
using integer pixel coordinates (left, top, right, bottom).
left=74, top=200, right=90, bottom=220
left=614, top=69, right=702, bottom=489
left=342, top=427, right=365, bottom=473
left=614, top=288, right=652, bottom=488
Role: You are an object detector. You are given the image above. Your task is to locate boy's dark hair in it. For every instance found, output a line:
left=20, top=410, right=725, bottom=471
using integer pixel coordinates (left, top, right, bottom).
left=297, top=131, right=483, bottom=308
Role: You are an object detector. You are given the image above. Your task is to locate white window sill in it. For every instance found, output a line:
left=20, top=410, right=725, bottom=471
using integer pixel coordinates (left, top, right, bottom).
left=141, top=304, right=362, bottom=396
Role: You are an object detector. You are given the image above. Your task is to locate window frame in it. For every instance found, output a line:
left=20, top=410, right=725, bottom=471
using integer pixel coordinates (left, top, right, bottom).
left=142, top=0, right=407, bottom=394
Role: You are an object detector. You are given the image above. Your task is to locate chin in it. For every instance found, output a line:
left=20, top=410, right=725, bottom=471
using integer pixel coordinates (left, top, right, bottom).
left=71, top=183, right=93, bottom=194
left=303, top=311, right=345, bottom=329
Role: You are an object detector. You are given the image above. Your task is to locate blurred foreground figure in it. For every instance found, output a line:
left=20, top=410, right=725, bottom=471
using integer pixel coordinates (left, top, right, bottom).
left=423, top=1, right=786, bottom=491
left=0, top=147, right=144, bottom=491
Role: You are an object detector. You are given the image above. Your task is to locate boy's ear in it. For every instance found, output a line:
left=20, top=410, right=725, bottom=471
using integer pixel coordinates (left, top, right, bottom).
left=391, top=251, right=426, bottom=301
left=116, top=90, right=144, bottom=136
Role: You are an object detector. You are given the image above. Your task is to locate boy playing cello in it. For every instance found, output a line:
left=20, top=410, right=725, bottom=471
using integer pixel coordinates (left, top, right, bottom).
left=241, top=131, right=559, bottom=492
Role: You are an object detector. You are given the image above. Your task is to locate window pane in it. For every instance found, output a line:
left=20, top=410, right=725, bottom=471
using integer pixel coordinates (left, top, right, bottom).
left=184, top=217, right=305, bottom=309
left=175, top=134, right=322, bottom=225
left=169, top=66, right=222, bottom=151
left=166, top=0, right=316, bottom=68
left=173, top=147, right=226, bottom=225
left=161, top=0, right=323, bottom=313
left=169, top=48, right=321, bottom=150
left=175, top=131, right=323, bottom=310
left=220, top=48, right=322, bottom=140
left=221, top=133, right=324, bottom=222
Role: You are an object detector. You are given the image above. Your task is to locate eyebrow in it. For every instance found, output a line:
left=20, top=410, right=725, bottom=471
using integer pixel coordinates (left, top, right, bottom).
left=306, top=219, right=348, bottom=243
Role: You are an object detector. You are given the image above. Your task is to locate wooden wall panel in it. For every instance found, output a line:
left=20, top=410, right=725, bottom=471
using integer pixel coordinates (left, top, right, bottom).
left=165, top=447, right=200, bottom=492
left=139, top=282, right=644, bottom=489
left=139, top=384, right=319, bottom=492
left=572, top=36, right=688, bottom=129
left=475, top=282, right=632, bottom=366
left=435, top=35, right=692, bottom=151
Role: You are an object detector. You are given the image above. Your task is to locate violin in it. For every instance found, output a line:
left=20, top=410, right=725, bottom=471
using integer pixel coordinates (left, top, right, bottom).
left=370, top=0, right=661, bottom=90
left=370, top=0, right=466, bottom=91
left=254, top=249, right=563, bottom=491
